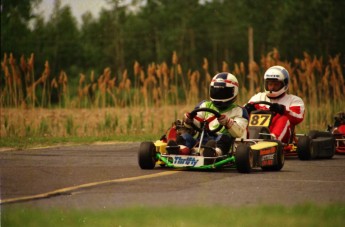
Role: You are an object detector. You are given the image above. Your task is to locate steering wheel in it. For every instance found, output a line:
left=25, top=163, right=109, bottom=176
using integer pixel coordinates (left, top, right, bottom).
left=188, top=108, right=223, bottom=133
left=248, top=101, right=274, bottom=113
left=251, top=101, right=272, bottom=106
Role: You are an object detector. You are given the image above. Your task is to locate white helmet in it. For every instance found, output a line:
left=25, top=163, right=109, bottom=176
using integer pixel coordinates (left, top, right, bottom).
left=264, top=66, right=289, bottom=98
left=210, top=72, right=239, bottom=109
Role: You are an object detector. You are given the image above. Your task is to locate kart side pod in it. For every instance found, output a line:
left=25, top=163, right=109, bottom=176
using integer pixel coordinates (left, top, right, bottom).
left=297, top=130, right=335, bottom=160
left=249, top=141, right=285, bottom=171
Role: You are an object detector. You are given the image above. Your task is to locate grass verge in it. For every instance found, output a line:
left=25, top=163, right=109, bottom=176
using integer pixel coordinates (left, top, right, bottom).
left=0, top=134, right=160, bottom=149
left=2, top=203, right=345, bottom=227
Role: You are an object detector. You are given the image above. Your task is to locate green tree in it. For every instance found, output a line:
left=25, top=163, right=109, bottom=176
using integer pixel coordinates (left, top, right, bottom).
left=271, top=0, right=345, bottom=59
left=44, top=0, right=81, bottom=75
left=3, top=0, right=344, bottom=86
left=1, top=0, right=41, bottom=56
left=80, top=12, right=103, bottom=73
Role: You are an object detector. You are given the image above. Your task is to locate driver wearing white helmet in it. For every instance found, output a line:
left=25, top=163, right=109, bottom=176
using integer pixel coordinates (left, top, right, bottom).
left=167, top=72, right=249, bottom=157
left=244, top=66, right=305, bottom=143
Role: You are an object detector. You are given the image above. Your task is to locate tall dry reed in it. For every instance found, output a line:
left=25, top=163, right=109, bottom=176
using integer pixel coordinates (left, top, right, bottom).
left=1, top=50, right=344, bottom=138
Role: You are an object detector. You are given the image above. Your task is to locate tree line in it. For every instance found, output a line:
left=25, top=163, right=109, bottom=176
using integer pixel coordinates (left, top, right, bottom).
left=1, top=0, right=345, bottom=82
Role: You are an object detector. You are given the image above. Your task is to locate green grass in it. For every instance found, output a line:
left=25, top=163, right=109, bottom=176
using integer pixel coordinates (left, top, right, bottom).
left=0, top=134, right=160, bottom=149
left=2, top=203, right=345, bottom=227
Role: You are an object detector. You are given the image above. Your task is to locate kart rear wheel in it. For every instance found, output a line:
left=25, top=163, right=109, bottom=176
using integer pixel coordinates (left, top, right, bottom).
left=235, top=143, right=253, bottom=173
left=138, top=142, right=156, bottom=169
left=297, top=136, right=313, bottom=160
left=262, top=140, right=284, bottom=171
left=309, top=130, right=335, bottom=159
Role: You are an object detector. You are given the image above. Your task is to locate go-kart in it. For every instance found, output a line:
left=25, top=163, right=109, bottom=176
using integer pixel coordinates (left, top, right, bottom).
left=333, top=131, right=345, bottom=154
left=248, top=101, right=335, bottom=160
left=138, top=107, right=284, bottom=173
left=327, top=113, right=345, bottom=154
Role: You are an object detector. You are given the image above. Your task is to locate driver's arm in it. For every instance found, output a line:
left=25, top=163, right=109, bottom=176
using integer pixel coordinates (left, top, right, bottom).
left=285, top=96, right=305, bottom=126
left=228, top=116, right=248, bottom=138
left=226, top=107, right=249, bottom=139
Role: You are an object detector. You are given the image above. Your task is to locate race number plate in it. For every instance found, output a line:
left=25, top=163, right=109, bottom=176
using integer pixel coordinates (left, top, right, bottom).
left=249, top=113, right=272, bottom=127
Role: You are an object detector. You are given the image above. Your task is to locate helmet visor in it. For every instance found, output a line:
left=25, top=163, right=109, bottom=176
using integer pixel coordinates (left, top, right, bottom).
left=265, top=80, right=284, bottom=92
left=210, top=86, right=234, bottom=100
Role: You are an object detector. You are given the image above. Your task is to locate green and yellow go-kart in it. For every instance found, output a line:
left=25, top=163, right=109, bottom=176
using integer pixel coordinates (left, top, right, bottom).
left=248, top=101, right=335, bottom=160
left=138, top=107, right=284, bottom=173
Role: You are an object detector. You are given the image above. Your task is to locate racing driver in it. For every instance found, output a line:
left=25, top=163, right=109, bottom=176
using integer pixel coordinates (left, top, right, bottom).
left=244, top=65, right=305, bottom=143
left=167, top=72, right=249, bottom=157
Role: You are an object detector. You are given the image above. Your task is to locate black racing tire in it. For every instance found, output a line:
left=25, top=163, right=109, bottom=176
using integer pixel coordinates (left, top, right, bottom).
left=138, top=142, right=156, bottom=169
left=310, top=130, right=335, bottom=159
left=235, top=143, right=253, bottom=173
left=299, top=130, right=335, bottom=160
left=324, top=140, right=335, bottom=159
left=297, top=136, right=313, bottom=160
left=312, top=137, right=335, bottom=159
left=308, top=130, right=333, bottom=139
left=261, top=140, right=285, bottom=171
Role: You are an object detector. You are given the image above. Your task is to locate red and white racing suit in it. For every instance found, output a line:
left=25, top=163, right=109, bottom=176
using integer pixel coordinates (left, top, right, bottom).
left=247, top=92, right=305, bottom=143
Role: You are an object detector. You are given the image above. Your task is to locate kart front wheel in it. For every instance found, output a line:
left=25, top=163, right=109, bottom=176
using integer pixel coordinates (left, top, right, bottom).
left=235, top=143, right=253, bottom=173
left=138, top=142, right=157, bottom=169
left=261, top=140, right=285, bottom=171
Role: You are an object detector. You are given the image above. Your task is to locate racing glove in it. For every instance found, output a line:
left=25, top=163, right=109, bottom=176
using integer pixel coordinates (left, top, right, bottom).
left=183, top=112, right=194, bottom=128
left=217, top=114, right=234, bottom=129
left=244, top=103, right=256, bottom=114
left=270, top=103, right=286, bottom=115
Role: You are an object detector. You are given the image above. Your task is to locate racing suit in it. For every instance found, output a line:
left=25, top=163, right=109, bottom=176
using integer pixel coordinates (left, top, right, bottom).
left=247, top=92, right=305, bottom=143
left=181, top=100, right=249, bottom=155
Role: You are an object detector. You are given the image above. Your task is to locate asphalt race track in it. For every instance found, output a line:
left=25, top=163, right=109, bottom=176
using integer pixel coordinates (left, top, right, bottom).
left=1, top=142, right=345, bottom=210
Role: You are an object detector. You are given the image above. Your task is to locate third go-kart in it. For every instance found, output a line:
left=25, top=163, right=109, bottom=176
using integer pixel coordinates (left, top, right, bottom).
left=138, top=107, right=284, bottom=173
left=248, top=101, right=335, bottom=160
left=332, top=131, right=345, bottom=154
left=327, top=113, right=345, bottom=154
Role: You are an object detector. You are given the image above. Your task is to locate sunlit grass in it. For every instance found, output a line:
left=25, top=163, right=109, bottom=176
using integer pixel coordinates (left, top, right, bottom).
left=2, top=203, right=345, bottom=227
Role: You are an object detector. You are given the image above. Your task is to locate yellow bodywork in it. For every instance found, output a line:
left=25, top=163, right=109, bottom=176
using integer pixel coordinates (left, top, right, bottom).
left=154, top=140, right=167, bottom=153
left=154, top=140, right=168, bottom=166
left=250, top=141, right=278, bottom=150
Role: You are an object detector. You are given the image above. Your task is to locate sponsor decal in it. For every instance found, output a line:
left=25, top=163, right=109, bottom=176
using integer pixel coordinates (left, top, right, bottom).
left=173, top=156, right=199, bottom=167
left=261, top=154, right=275, bottom=166
left=260, top=147, right=277, bottom=155
left=261, top=154, right=275, bottom=161
left=266, top=74, right=280, bottom=78
left=262, top=159, right=274, bottom=166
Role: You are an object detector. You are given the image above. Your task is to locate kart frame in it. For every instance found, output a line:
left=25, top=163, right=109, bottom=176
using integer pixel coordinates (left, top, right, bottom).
left=247, top=101, right=335, bottom=160
left=138, top=107, right=284, bottom=173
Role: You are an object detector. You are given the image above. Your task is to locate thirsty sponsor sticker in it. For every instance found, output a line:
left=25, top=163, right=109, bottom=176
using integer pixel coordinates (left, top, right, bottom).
left=172, top=156, right=204, bottom=167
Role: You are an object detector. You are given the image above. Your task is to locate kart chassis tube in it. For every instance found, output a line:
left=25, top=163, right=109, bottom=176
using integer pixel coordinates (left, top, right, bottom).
left=156, top=153, right=236, bottom=169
